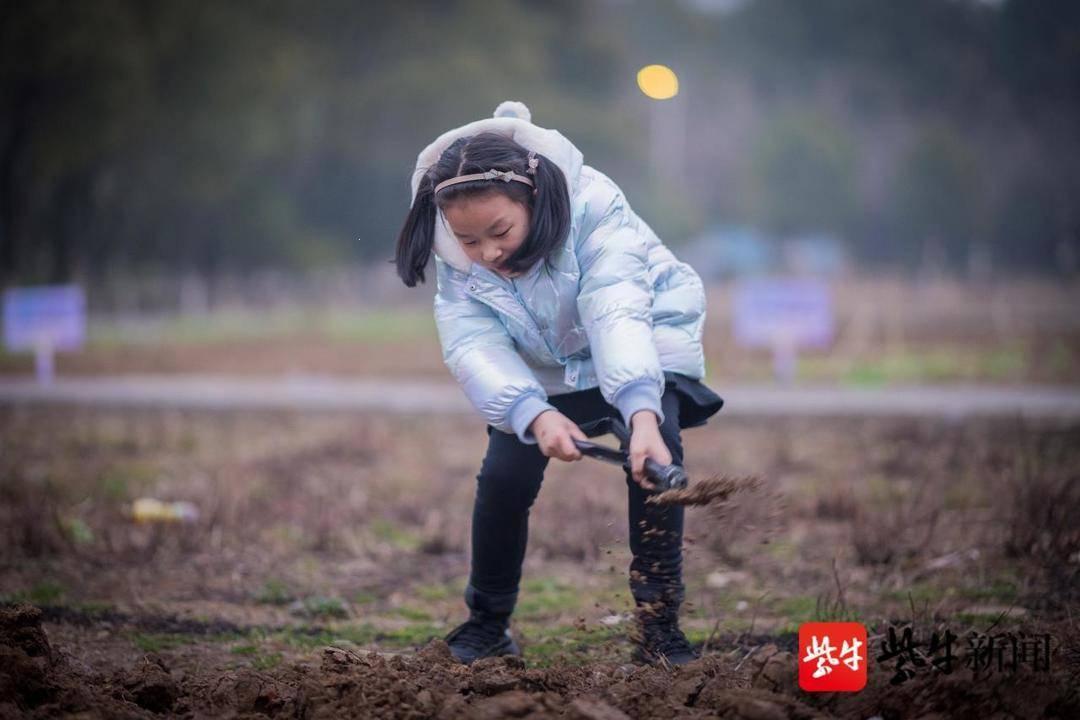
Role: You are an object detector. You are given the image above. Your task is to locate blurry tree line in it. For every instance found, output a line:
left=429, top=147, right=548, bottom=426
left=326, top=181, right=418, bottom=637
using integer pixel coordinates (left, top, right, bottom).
left=2, top=0, right=1078, bottom=293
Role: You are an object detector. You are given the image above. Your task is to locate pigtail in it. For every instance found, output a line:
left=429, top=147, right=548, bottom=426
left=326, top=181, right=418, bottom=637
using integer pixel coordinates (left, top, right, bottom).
left=502, top=150, right=571, bottom=274
left=530, top=151, right=571, bottom=251
left=395, top=174, right=438, bottom=287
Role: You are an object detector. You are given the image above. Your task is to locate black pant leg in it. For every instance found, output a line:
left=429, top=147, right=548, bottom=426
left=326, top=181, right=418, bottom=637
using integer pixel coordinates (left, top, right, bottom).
left=466, top=425, right=550, bottom=615
left=626, top=388, right=686, bottom=616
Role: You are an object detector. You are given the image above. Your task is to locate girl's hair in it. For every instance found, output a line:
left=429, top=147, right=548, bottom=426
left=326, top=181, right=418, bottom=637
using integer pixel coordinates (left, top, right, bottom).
left=395, top=131, right=571, bottom=287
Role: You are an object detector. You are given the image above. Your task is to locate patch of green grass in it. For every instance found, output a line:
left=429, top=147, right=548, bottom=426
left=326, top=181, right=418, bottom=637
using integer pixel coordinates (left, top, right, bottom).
left=95, top=462, right=159, bottom=501
left=379, top=623, right=444, bottom=647
left=61, top=517, right=95, bottom=545
left=0, top=595, right=113, bottom=621
left=131, top=633, right=197, bottom=652
left=517, top=624, right=622, bottom=667
left=774, top=595, right=819, bottom=623
left=600, top=573, right=633, bottom=601
left=681, top=623, right=761, bottom=645
left=255, top=579, right=293, bottom=606
left=331, top=624, right=381, bottom=646
left=228, top=636, right=290, bottom=670
left=177, top=430, right=199, bottom=453
left=683, top=627, right=716, bottom=645
left=278, top=623, right=379, bottom=650
left=953, top=610, right=1026, bottom=628
left=841, top=362, right=889, bottom=387
left=87, top=307, right=437, bottom=348
left=277, top=629, right=331, bottom=650
left=89, top=310, right=301, bottom=347
left=414, top=583, right=453, bottom=602
left=319, top=309, right=436, bottom=344
left=98, top=473, right=132, bottom=501
left=834, top=351, right=953, bottom=386
left=708, top=615, right=757, bottom=633
left=941, top=479, right=984, bottom=510
left=963, top=580, right=1018, bottom=603
left=517, top=577, right=581, bottom=619
left=370, top=518, right=421, bottom=551
left=882, top=583, right=948, bottom=606
left=772, top=620, right=803, bottom=636
left=352, top=590, right=378, bottom=606
left=71, top=600, right=114, bottom=615
left=393, top=605, right=433, bottom=622
left=1047, top=340, right=1073, bottom=377
left=861, top=474, right=898, bottom=508
left=982, top=347, right=1027, bottom=380
left=299, top=596, right=349, bottom=619
left=832, top=346, right=1036, bottom=386
left=265, top=523, right=306, bottom=548
left=278, top=621, right=442, bottom=650
left=252, top=652, right=283, bottom=670
left=29, top=581, right=66, bottom=605
left=763, top=538, right=798, bottom=562
left=278, top=629, right=336, bottom=650
left=1, top=581, right=66, bottom=606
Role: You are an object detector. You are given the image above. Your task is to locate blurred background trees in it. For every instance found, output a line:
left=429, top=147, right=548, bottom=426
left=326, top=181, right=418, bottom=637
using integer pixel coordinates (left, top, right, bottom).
left=2, top=0, right=1078, bottom=292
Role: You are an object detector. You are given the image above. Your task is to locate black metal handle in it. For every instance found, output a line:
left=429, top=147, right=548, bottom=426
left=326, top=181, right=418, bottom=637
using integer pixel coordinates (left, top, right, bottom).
left=643, top=458, right=689, bottom=491
left=573, top=439, right=689, bottom=492
left=573, top=439, right=625, bottom=464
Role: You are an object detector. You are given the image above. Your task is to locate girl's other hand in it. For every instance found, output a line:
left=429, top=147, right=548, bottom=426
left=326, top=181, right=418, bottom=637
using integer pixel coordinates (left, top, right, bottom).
left=628, top=411, right=672, bottom=491
left=530, top=410, right=588, bottom=462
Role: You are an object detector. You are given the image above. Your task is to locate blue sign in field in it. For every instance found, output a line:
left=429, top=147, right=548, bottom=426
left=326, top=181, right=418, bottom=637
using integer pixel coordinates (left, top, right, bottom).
left=3, top=284, right=86, bottom=352
left=732, top=278, right=835, bottom=350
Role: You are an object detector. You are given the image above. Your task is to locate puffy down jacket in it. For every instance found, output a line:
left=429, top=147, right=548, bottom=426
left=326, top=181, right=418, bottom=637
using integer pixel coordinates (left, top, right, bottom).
left=409, top=101, right=707, bottom=443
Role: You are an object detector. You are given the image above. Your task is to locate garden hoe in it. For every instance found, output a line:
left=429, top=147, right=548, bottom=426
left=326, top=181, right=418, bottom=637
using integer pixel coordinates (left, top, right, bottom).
left=573, top=416, right=689, bottom=492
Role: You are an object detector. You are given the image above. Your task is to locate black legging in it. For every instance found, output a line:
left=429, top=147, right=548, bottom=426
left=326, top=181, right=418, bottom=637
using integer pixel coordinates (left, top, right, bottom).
left=464, top=384, right=686, bottom=620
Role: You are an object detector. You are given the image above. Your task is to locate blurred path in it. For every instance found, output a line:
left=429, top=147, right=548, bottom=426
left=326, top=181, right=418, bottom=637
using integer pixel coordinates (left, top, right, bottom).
left=1, top=375, right=1079, bottom=418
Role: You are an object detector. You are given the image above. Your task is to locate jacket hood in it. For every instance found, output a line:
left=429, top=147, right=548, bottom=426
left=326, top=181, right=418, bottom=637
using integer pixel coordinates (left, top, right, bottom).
left=409, top=101, right=585, bottom=274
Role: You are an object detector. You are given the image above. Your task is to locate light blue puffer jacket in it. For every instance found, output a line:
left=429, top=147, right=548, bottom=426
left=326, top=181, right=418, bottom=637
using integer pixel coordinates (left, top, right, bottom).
left=409, top=102, right=707, bottom=444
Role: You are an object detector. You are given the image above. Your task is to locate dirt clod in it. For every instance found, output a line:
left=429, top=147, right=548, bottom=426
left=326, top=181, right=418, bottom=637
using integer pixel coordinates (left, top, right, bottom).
left=416, top=638, right=456, bottom=667
left=0, top=602, right=157, bottom=718
left=567, top=696, right=632, bottom=720
left=120, top=655, right=178, bottom=713
left=647, top=475, right=761, bottom=507
left=749, top=644, right=799, bottom=696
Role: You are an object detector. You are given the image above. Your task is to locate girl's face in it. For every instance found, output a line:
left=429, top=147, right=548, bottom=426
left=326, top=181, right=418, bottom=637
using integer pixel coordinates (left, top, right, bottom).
left=443, top=193, right=530, bottom=278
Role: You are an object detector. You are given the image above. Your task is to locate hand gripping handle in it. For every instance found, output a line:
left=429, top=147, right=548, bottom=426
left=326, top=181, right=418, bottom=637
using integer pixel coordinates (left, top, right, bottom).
left=573, top=439, right=689, bottom=491
left=642, top=458, right=689, bottom=491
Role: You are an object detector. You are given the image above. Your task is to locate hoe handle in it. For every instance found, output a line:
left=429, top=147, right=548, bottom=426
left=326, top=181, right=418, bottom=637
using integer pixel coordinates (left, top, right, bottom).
left=574, top=440, right=689, bottom=492
left=642, top=458, right=689, bottom=491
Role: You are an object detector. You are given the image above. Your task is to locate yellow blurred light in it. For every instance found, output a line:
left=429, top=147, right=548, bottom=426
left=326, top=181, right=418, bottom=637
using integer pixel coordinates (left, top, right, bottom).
left=637, top=65, right=679, bottom=100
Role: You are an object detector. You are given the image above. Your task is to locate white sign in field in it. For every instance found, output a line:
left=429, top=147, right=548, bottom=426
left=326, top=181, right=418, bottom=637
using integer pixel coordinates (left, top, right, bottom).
left=2, top=284, right=86, bottom=384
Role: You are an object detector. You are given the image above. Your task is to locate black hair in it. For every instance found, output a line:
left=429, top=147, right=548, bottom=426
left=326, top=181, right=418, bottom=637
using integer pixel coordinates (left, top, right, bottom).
left=395, top=131, right=571, bottom=287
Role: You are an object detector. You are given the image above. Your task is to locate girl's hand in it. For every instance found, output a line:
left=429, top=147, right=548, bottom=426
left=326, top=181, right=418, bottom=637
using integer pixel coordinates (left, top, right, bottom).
left=628, top=411, right=673, bottom=491
left=529, top=410, right=588, bottom=462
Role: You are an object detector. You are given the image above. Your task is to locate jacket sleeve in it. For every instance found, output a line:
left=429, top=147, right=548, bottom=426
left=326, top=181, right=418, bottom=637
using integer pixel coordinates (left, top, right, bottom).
left=575, top=186, right=665, bottom=428
left=433, top=258, right=555, bottom=443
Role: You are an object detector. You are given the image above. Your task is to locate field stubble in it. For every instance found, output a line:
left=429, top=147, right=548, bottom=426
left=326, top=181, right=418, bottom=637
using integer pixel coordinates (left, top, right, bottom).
left=1, top=405, right=1078, bottom=717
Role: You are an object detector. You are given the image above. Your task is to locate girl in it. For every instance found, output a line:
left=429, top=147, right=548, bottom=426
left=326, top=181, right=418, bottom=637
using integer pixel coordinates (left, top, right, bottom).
left=395, top=101, right=722, bottom=667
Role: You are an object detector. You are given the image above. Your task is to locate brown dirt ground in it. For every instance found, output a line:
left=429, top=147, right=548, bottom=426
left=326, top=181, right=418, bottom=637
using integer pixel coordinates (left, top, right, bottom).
left=3, top=603, right=1077, bottom=719
left=2, top=406, right=1079, bottom=717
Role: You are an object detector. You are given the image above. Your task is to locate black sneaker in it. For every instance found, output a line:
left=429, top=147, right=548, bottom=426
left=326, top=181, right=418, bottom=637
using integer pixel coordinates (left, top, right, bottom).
left=445, top=615, right=520, bottom=665
left=631, top=620, right=699, bottom=667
